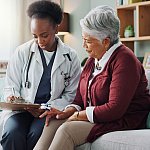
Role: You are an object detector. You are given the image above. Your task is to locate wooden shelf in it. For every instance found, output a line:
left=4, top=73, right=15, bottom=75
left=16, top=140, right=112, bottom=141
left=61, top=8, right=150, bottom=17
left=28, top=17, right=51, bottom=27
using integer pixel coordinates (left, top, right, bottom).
left=117, top=4, right=136, bottom=9
left=120, top=37, right=136, bottom=41
left=117, top=1, right=150, bottom=8
left=121, top=36, right=150, bottom=41
left=116, top=1, right=150, bottom=51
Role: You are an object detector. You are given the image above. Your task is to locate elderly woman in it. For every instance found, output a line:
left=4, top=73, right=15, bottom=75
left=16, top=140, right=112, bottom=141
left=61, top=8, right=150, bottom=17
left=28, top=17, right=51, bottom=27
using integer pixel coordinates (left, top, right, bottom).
left=34, top=5, right=150, bottom=150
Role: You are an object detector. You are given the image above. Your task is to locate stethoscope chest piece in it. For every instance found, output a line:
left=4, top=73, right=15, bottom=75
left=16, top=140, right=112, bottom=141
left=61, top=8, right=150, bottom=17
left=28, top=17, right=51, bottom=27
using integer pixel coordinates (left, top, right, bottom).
left=61, top=71, right=70, bottom=87
left=25, top=81, right=31, bottom=88
left=64, top=79, right=69, bottom=87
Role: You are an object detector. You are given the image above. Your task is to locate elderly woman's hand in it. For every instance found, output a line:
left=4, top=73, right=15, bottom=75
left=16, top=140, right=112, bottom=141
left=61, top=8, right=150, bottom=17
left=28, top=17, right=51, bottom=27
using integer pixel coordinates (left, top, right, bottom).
left=67, top=110, right=88, bottom=122
left=56, top=107, right=77, bottom=120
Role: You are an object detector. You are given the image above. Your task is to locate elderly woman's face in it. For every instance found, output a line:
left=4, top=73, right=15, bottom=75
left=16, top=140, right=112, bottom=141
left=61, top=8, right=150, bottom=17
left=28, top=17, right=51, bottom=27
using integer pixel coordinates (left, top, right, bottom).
left=31, top=18, right=57, bottom=51
left=82, top=32, right=108, bottom=60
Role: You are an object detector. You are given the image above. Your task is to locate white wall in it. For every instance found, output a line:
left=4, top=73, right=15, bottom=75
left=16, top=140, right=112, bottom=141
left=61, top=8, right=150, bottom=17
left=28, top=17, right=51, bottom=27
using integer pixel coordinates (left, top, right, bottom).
left=64, top=0, right=115, bottom=62
left=0, top=0, right=33, bottom=61
left=63, top=0, right=90, bottom=62
left=90, top=0, right=115, bottom=8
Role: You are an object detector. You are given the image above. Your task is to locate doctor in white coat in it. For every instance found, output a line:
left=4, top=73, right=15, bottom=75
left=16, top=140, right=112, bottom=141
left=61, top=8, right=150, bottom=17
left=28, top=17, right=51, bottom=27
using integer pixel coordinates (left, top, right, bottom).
left=0, top=1, right=81, bottom=150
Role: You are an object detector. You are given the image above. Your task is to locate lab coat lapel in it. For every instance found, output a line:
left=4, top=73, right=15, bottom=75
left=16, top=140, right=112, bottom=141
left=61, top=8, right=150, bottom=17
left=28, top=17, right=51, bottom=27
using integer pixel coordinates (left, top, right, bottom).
left=35, top=51, right=42, bottom=66
left=51, top=48, right=65, bottom=75
left=30, top=42, right=43, bottom=79
left=51, top=37, right=67, bottom=75
left=32, top=43, right=43, bottom=66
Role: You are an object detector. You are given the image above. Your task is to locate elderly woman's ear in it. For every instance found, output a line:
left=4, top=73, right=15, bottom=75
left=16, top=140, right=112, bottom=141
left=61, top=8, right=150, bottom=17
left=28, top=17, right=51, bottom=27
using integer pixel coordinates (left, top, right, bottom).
left=102, top=37, right=111, bottom=50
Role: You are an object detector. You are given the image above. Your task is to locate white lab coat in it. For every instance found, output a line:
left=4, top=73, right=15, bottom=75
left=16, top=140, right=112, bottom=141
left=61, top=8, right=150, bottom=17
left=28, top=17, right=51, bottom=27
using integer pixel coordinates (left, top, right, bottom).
left=0, top=36, right=81, bottom=139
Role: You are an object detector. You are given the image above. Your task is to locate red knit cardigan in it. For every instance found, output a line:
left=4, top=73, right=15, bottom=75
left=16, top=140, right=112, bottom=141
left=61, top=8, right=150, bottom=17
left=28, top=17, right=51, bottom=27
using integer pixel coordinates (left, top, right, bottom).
left=73, top=44, right=150, bottom=142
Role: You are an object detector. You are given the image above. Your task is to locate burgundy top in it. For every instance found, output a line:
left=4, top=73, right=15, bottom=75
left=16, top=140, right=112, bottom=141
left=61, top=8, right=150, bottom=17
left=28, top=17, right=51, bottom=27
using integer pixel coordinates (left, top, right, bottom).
left=73, top=45, right=150, bottom=142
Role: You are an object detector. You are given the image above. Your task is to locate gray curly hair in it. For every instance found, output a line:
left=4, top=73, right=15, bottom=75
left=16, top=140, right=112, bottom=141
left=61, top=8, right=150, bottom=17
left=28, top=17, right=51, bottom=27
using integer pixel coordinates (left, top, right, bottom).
left=80, top=5, right=120, bottom=44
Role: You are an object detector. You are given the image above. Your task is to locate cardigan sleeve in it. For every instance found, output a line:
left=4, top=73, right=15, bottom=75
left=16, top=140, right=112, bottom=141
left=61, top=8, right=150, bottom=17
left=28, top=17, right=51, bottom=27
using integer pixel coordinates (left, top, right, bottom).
left=72, top=57, right=94, bottom=110
left=72, top=77, right=85, bottom=110
left=93, top=51, right=145, bottom=123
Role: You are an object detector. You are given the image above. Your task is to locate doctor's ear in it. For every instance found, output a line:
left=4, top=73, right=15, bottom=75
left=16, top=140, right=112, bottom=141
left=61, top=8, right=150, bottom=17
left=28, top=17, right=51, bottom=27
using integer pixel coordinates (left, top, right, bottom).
left=55, top=25, right=59, bottom=34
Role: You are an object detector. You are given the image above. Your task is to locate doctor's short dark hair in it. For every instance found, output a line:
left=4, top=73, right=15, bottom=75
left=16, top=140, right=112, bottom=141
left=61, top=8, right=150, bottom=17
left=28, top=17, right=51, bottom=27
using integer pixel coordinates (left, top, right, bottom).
left=27, top=0, right=63, bottom=25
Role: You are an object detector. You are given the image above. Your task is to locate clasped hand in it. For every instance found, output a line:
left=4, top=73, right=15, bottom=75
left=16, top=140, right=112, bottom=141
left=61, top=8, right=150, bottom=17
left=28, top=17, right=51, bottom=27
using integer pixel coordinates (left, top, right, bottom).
left=39, top=107, right=88, bottom=126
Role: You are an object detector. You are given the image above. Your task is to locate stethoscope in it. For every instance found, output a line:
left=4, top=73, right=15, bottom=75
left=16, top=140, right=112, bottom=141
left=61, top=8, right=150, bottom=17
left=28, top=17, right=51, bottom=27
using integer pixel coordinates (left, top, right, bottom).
left=24, top=52, right=72, bottom=89
left=25, top=52, right=34, bottom=88
left=61, top=53, right=71, bottom=87
left=61, top=71, right=71, bottom=87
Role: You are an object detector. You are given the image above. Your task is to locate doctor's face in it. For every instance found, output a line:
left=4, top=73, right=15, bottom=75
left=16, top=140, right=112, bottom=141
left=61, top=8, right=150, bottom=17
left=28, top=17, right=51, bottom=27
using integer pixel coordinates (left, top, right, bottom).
left=31, top=18, right=58, bottom=52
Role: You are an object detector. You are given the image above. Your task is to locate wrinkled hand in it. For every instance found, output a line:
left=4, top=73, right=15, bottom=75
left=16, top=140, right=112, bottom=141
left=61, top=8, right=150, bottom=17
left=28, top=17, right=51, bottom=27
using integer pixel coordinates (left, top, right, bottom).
left=67, top=110, right=88, bottom=122
left=26, top=108, right=45, bottom=118
left=67, top=111, right=79, bottom=122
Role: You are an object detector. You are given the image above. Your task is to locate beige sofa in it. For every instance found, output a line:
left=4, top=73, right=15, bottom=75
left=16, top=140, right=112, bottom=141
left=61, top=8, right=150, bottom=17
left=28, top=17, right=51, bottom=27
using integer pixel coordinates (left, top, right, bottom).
left=75, top=129, right=150, bottom=150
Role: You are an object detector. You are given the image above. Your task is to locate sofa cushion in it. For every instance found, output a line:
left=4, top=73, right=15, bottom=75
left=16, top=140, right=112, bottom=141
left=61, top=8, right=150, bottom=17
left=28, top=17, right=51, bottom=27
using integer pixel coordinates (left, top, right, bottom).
left=76, top=143, right=91, bottom=150
left=76, top=130, right=150, bottom=150
left=92, top=130, right=150, bottom=150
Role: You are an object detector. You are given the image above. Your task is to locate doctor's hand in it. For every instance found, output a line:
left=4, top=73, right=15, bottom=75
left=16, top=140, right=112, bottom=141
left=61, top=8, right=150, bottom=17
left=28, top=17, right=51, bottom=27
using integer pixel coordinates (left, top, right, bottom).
left=7, top=96, right=17, bottom=103
left=26, top=108, right=45, bottom=118
left=39, top=107, right=63, bottom=126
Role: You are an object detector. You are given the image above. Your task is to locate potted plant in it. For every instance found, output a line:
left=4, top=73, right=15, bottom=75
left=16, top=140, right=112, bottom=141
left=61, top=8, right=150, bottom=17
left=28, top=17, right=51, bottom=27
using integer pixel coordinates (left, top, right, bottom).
left=124, top=25, right=134, bottom=38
